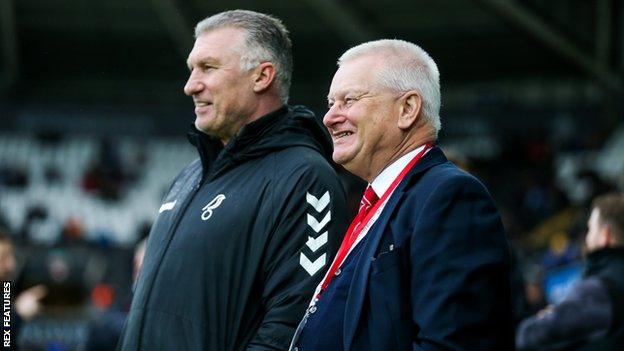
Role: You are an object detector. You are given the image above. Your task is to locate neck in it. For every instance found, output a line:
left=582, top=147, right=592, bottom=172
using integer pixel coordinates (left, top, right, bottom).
left=220, top=97, right=284, bottom=145
left=248, top=97, right=284, bottom=124
left=360, top=129, right=435, bottom=183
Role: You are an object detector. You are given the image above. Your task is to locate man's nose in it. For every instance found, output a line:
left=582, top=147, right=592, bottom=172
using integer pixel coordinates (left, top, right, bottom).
left=184, top=71, right=203, bottom=96
left=323, top=104, right=344, bottom=128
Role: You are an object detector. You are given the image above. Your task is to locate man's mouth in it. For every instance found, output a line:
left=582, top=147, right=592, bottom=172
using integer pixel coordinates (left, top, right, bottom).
left=334, top=131, right=354, bottom=140
left=194, top=102, right=213, bottom=115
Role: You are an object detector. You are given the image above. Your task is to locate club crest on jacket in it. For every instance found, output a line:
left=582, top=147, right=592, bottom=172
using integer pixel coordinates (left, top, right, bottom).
left=202, top=194, right=226, bottom=221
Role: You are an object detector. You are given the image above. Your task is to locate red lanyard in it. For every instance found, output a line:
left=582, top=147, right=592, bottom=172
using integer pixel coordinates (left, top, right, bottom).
left=318, top=143, right=433, bottom=296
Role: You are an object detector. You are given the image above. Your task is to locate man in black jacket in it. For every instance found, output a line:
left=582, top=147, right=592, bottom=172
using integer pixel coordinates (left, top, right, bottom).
left=117, top=10, right=348, bottom=351
left=517, top=193, right=624, bottom=350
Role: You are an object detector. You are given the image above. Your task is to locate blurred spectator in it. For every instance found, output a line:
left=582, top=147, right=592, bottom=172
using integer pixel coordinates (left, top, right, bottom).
left=82, top=138, right=126, bottom=201
left=85, top=238, right=147, bottom=351
left=540, top=232, right=580, bottom=271
left=0, top=231, right=48, bottom=341
left=18, top=204, right=49, bottom=243
left=524, top=277, right=547, bottom=318
left=124, top=144, right=148, bottom=184
left=576, top=169, right=618, bottom=208
left=57, top=217, right=87, bottom=247
left=516, top=193, right=624, bottom=350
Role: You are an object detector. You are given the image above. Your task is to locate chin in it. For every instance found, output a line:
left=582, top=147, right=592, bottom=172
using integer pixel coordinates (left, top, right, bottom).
left=195, top=116, right=214, bottom=131
left=333, top=151, right=356, bottom=168
left=332, top=152, right=347, bottom=166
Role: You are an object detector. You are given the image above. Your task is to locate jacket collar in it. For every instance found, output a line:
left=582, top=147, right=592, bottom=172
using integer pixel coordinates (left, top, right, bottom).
left=343, top=146, right=448, bottom=350
left=187, top=105, right=288, bottom=181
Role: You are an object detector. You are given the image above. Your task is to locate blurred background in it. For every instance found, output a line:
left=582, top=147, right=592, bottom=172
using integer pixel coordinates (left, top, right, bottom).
left=0, top=0, right=623, bottom=349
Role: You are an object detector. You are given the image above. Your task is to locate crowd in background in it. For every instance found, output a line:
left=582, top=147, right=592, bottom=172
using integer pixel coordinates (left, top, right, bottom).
left=0, top=118, right=623, bottom=350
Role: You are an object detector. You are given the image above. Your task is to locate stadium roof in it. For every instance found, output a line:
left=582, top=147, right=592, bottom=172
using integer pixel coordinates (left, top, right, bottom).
left=1, top=0, right=622, bottom=119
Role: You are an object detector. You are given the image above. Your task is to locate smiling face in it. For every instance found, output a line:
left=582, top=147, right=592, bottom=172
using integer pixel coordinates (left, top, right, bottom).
left=184, top=27, right=258, bottom=143
left=323, top=55, right=404, bottom=180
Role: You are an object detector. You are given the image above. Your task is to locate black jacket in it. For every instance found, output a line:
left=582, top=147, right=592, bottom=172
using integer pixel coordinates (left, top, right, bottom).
left=118, top=106, right=348, bottom=350
left=516, top=248, right=624, bottom=350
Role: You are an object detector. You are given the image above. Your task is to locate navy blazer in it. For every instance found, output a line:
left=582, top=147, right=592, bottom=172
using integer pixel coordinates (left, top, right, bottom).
left=294, top=147, right=515, bottom=351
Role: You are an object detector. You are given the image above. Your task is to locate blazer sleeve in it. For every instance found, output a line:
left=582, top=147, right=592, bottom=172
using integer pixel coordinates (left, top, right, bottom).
left=246, top=159, right=348, bottom=350
left=409, top=174, right=514, bottom=350
left=516, top=277, right=612, bottom=350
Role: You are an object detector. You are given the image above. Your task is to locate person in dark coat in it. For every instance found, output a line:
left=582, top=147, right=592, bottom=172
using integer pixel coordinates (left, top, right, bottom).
left=517, top=193, right=624, bottom=350
left=290, top=39, right=514, bottom=351
left=117, top=10, right=348, bottom=351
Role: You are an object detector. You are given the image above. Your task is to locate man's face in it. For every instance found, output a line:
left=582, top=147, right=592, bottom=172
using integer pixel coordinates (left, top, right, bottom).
left=0, top=242, right=16, bottom=281
left=586, top=208, right=606, bottom=252
left=323, top=55, right=402, bottom=178
left=184, top=27, right=257, bottom=143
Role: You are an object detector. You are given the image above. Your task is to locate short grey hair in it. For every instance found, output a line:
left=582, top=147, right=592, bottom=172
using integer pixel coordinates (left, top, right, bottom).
left=195, top=10, right=293, bottom=103
left=338, top=39, right=441, bottom=136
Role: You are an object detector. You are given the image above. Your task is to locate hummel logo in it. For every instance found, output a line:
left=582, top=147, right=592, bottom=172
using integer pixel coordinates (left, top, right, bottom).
left=201, top=194, right=226, bottom=221
left=300, top=191, right=332, bottom=276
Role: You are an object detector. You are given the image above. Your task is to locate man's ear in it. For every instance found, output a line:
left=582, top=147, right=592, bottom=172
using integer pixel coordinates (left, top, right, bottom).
left=397, top=91, right=422, bottom=130
left=252, top=62, right=276, bottom=93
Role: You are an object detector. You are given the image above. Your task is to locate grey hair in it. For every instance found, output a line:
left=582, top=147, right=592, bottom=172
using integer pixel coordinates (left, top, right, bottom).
left=338, top=39, right=441, bottom=136
left=195, top=10, right=293, bottom=103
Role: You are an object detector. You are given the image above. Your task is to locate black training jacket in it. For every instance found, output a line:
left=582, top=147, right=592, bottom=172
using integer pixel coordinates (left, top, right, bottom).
left=118, top=105, right=348, bottom=351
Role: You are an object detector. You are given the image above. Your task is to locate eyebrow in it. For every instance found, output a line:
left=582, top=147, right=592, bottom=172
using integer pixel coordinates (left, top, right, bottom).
left=327, top=89, right=368, bottom=101
left=187, top=57, right=219, bottom=70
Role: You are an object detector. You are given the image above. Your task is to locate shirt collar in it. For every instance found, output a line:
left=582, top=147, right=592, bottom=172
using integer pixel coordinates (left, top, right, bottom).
left=370, top=144, right=426, bottom=197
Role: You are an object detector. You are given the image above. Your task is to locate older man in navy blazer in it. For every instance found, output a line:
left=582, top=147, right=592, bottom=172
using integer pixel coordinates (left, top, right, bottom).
left=290, top=40, right=514, bottom=351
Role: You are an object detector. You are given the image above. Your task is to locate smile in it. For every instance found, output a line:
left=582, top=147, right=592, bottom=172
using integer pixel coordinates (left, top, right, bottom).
left=335, top=131, right=353, bottom=140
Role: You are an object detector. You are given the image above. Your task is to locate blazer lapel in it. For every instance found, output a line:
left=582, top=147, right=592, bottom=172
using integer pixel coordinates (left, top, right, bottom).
left=342, top=147, right=448, bottom=350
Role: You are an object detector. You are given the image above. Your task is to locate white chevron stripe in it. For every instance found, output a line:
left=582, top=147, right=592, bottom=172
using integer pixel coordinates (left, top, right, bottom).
left=300, top=252, right=326, bottom=276
left=307, top=211, right=331, bottom=233
left=306, top=232, right=328, bottom=252
left=306, top=191, right=330, bottom=212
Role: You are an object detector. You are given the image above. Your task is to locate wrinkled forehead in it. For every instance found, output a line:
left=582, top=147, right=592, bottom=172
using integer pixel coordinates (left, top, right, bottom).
left=328, top=55, right=385, bottom=97
left=187, top=27, right=246, bottom=65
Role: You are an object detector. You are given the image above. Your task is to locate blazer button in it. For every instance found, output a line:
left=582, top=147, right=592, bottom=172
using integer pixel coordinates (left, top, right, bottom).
left=335, top=268, right=341, bottom=276
left=309, top=305, right=317, bottom=314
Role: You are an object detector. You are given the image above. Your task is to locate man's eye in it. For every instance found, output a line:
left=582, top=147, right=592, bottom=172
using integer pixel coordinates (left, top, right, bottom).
left=327, top=102, right=334, bottom=109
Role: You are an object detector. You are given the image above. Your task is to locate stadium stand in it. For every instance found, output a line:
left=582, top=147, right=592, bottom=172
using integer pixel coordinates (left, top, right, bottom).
left=0, top=134, right=195, bottom=246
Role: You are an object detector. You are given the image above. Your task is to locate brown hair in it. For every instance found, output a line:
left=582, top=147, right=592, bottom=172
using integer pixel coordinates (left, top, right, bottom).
left=593, top=193, right=624, bottom=244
